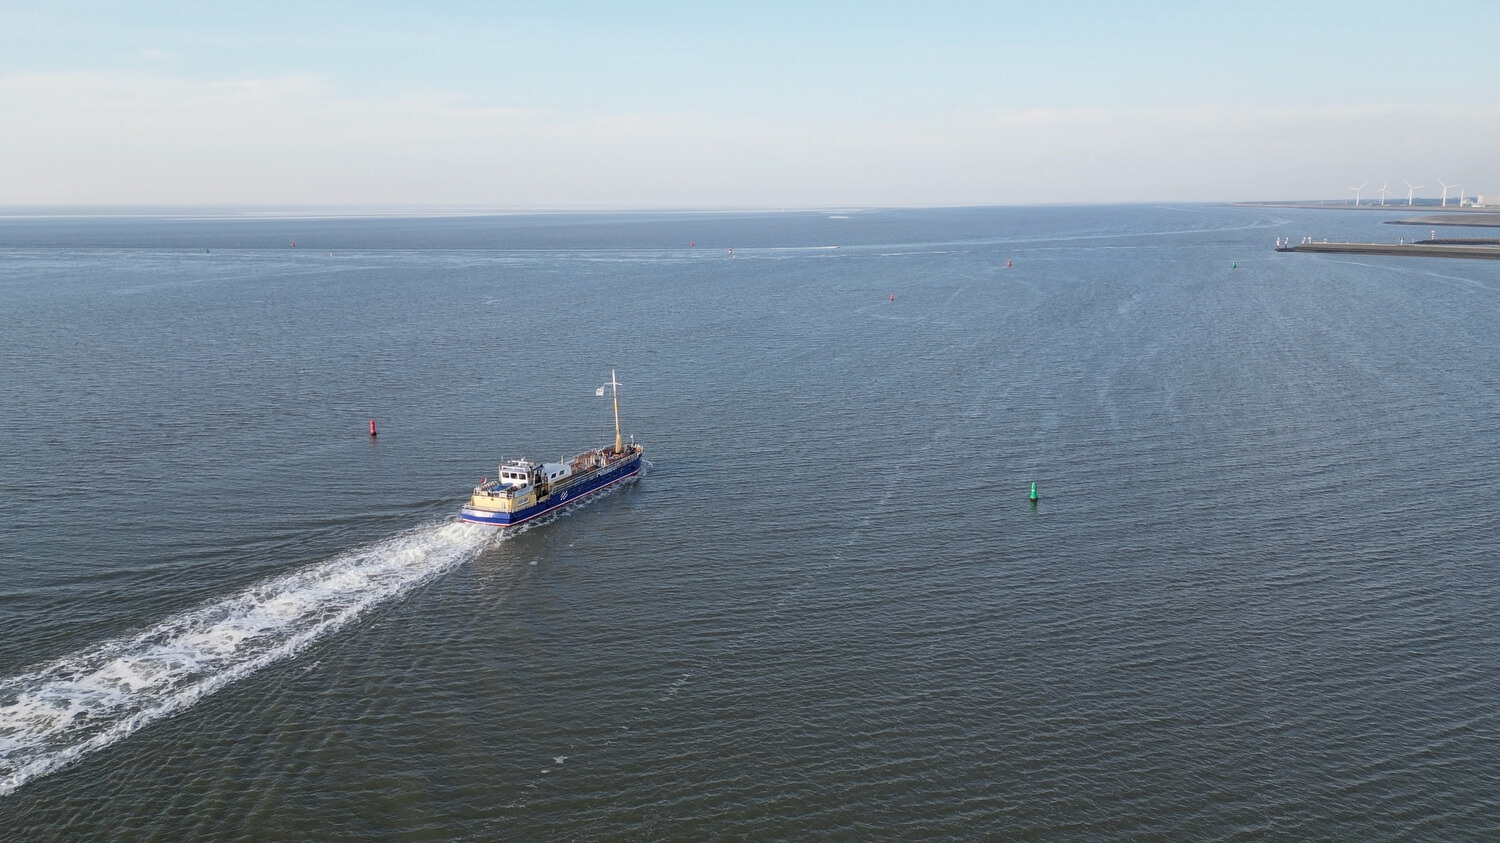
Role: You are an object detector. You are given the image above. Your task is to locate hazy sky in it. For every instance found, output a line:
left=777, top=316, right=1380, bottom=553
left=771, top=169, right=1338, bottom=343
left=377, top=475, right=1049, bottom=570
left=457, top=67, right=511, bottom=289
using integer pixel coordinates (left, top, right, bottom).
left=3, top=1, right=1496, bottom=208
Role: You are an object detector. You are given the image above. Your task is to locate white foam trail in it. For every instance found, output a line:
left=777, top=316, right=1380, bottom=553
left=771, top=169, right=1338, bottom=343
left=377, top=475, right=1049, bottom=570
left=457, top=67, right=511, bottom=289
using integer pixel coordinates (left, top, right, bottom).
left=0, top=521, right=493, bottom=796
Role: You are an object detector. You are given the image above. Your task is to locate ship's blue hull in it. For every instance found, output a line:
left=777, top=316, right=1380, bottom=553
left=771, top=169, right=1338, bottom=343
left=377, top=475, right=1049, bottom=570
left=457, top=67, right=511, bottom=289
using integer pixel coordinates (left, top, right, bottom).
left=459, top=451, right=641, bottom=528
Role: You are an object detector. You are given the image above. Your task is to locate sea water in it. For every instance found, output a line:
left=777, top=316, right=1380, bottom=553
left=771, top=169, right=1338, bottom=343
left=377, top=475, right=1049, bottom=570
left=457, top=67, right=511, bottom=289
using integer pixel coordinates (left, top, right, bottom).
left=2, top=206, right=1499, bottom=838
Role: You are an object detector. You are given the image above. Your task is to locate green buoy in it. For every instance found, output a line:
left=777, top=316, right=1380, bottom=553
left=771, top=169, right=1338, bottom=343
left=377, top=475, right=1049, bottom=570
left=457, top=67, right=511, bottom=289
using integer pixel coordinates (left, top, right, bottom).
left=1029, top=481, right=1038, bottom=502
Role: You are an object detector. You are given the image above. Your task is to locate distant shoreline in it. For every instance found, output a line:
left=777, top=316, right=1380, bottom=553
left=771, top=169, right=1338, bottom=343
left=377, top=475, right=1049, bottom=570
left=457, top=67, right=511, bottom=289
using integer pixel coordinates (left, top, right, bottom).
left=1384, top=213, right=1500, bottom=228
left=1232, top=202, right=1500, bottom=229
left=1232, top=200, right=1495, bottom=212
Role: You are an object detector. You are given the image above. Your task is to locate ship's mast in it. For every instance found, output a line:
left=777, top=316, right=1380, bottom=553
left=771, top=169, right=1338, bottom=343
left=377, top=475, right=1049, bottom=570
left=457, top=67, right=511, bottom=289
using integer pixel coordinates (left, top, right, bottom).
left=608, top=369, right=623, bottom=452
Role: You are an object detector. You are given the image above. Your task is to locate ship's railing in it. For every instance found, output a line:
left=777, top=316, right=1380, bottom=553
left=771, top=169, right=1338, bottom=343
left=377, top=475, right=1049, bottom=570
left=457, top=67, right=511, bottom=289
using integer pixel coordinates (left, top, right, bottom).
left=549, top=450, right=639, bottom=494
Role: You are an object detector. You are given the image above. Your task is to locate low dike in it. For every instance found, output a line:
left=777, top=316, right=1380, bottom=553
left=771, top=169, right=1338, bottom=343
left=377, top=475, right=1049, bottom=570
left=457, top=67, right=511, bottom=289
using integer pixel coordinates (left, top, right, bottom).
left=1275, top=241, right=1500, bottom=260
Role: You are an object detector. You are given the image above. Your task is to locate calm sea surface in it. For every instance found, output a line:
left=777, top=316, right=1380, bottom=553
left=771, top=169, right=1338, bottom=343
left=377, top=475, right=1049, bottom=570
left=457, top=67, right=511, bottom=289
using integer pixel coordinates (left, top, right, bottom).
left=2, top=206, right=1499, bottom=839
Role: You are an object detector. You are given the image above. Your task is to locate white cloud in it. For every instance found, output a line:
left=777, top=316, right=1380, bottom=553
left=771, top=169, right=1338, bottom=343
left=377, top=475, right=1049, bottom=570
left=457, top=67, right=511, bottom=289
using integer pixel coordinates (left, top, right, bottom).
left=2, top=71, right=1497, bottom=207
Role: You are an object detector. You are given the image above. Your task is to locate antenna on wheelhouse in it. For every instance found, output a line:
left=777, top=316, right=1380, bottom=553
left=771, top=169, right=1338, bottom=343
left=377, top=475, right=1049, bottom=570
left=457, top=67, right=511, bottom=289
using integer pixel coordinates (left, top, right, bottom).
left=599, top=370, right=624, bottom=453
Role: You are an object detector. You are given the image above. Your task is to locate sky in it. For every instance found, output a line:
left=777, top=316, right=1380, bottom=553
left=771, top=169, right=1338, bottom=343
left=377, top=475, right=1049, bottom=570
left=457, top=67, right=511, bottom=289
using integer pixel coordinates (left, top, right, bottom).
left=2, top=1, right=1497, bottom=208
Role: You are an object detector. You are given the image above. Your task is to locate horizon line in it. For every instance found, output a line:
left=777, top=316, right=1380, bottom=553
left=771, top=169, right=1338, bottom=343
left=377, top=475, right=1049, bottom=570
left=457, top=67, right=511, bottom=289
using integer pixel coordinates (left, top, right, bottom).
left=0, top=200, right=1263, bottom=221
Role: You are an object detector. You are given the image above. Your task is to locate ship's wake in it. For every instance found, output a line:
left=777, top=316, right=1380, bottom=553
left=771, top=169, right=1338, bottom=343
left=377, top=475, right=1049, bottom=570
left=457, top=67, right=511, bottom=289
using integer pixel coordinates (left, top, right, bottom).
left=0, top=521, right=494, bottom=796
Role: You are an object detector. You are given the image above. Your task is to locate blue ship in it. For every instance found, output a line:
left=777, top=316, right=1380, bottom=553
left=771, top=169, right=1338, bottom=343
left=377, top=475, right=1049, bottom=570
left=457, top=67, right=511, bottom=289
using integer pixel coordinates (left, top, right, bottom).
left=460, top=372, right=643, bottom=529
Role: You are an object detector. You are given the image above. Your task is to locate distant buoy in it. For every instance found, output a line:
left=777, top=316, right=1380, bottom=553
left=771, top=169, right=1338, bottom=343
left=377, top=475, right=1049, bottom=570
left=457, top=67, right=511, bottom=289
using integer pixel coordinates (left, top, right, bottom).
left=1231, top=261, right=1237, bottom=268
left=890, top=293, right=895, bottom=302
left=1029, top=481, right=1038, bottom=502
left=690, top=241, right=695, bottom=247
left=1006, top=259, right=1012, bottom=268
left=369, top=419, right=378, bottom=437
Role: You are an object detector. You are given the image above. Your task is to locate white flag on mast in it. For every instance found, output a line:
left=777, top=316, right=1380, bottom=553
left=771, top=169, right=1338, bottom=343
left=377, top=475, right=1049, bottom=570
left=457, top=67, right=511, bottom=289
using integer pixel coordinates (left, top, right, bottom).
left=595, top=386, right=606, bottom=396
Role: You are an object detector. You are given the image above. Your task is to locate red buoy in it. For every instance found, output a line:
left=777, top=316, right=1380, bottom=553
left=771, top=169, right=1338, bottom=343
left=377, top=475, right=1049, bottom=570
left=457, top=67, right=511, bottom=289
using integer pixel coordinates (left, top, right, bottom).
left=1006, top=259, right=1012, bottom=268
left=369, top=419, right=377, bottom=437
left=890, top=293, right=895, bottom=302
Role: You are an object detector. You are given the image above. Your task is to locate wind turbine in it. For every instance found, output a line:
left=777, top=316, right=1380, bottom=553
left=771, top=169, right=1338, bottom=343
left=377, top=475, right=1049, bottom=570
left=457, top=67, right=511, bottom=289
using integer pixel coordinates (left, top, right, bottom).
left=1439, top=180, right=1459, bottom=207
left=1403, top=179, right=1422, bottom=206
left=1377, top=182, right=1390, bottom=206
left=1349, top=182, right=1366, bottom=206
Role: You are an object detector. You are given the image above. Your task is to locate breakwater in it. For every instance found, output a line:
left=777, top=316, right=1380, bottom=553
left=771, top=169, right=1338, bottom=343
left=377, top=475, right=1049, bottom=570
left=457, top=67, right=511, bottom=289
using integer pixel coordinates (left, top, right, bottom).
left=1275, top=240, right=1500, bottom=260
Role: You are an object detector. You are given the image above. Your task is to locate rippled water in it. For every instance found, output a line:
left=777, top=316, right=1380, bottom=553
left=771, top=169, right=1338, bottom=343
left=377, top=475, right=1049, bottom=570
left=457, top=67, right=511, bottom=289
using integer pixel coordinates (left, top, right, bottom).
left=2, top=206, right=1499, bottom=838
